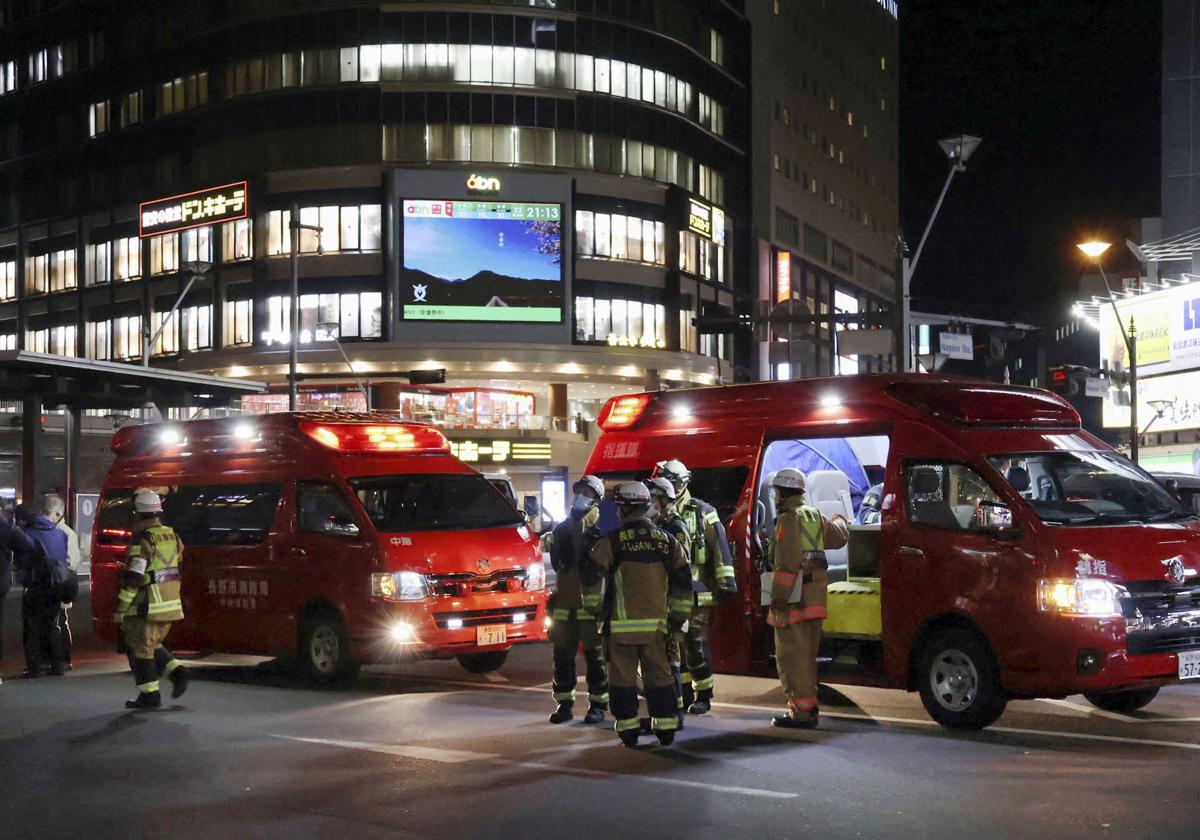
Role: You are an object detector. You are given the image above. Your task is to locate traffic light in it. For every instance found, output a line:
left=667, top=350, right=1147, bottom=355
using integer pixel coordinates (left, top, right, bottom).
left=1047, top=365, right=1083, bottom=397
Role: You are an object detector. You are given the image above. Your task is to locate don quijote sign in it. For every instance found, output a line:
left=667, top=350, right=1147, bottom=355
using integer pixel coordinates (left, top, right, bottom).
left=139, top=181, right=249, bottom=238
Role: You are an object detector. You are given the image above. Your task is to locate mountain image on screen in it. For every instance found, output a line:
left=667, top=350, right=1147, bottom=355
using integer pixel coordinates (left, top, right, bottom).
left=402, top=216, right=562, bottom=310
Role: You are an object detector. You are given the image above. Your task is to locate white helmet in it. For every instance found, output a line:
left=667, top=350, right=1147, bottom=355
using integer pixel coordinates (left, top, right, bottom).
left=771, top=468, right=807, bottom=492
left=652, top=459, right=691, bottom=490
left=134, top=488, right=164, bottom=514
left=614, top=481, right=652, bottom=507
left=573, top=475, right=605, bottom=500
left=646, top=476, right=676, bottom=502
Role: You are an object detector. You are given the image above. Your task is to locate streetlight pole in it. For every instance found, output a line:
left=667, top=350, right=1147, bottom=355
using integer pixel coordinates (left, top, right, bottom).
left=289, top=205, right=324, bottom=410
left=1078, top=241, right=1138, bottom=462
left=899, top=135, right=982, bottom=371
left=318, top=322, right=371, bottom=410
left=144, top=261, right=210, bottom=366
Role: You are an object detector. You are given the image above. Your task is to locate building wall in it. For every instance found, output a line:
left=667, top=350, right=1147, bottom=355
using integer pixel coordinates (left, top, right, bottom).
left=1163, top=0, right=1200, bottom=239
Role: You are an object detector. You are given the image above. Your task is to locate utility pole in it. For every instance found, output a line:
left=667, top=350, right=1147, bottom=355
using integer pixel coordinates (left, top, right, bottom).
left=289, top=205, right=324, bottom=410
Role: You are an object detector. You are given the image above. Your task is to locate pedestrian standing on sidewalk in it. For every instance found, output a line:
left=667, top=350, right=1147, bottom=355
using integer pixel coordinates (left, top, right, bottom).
left=7, top=504, right=70, bottom=678
left=43, top=495, right=80, bottom=669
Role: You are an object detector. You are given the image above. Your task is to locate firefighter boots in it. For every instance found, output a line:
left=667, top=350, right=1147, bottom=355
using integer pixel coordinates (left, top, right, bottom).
left=125, top=691, right=162, bottom=710
left=583, top=704, right=606, bottom=724
left=169, top=665, right=190, bottom=699
left=772, top=711, right=819, bottom=729
left=549, top=702, right=574, bottom=724
left=688, top=689, right=713, bottom=715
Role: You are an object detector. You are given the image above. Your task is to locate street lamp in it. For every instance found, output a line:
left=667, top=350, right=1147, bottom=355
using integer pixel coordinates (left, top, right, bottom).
left=900, top=134, right=982, bottom=371
left=144, top=260, right=211, bottom=366
left=317, top=321, right=371, bottom=411
left=289, top=205, right=325, bottom=410
left=1077, top=240, right=1139, bottom=462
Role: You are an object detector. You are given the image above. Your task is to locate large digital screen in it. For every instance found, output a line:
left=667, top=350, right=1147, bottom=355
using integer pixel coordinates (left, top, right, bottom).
left=401, top=199, right=563, bottom=322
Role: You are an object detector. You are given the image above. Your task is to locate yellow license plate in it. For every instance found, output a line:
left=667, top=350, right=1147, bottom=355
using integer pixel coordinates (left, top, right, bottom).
left=476, top=624, right=507, bottom=647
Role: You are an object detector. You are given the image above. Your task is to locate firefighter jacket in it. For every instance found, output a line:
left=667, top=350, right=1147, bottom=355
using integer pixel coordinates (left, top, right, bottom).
left=769, top=496, right=848, bottom=624
left=114, top=523, right=185, bottom=624
left=677, top=490, right=737, bottom=608
left=656, top=507, right=692, bottom=568
left=584, top=513, right=693, bottom=644
left=543, top=506, right=601, bottom=614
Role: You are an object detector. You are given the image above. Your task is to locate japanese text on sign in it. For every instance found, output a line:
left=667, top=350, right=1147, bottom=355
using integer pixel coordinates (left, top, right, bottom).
left=449, top=439, right=552, bottom=464
left=140, top=182, right=249, bottom=237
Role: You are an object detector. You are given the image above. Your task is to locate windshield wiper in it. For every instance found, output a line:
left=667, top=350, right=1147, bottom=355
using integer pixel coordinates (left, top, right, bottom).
left=1145, top=510, right=1198, bottom=523
left=1067, top=513, right=1144, bottom=526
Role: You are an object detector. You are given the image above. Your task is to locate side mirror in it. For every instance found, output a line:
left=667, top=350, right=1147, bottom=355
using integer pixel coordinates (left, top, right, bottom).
left=973, top=501, right=1016, bottom=535
left=324, top=518, right=360, bottom=537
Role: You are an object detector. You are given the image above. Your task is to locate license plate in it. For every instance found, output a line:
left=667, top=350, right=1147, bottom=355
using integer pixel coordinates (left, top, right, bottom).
left=476, top=624, right=507, bottom=647
left=1179, top=649, right=1200, bottom=680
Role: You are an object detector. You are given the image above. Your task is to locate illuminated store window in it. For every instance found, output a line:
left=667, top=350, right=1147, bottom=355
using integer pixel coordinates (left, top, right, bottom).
left=149, top=233, right=179, bottom=275
left=223, top=297, right=253, bottom=347
left=575, top=296, right=666, bottom=349
left=575, top=211, right=665, bottom=266
left=0, top=260, right=16, bottom=301
left=267, top=205, right=382, bottom=256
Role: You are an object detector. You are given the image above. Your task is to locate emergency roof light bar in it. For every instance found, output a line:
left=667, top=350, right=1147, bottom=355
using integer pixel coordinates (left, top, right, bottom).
left=597, top=393, right=654, bottom=430
left=299, top=420, right=450, bottom=454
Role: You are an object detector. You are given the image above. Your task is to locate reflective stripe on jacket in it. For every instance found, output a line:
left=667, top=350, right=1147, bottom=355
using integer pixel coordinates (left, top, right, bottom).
left=769, top=497, right=845, bottom=624
left=678, top=491, right=738, bottom=604
left=117, top=524, right=185, bottom=623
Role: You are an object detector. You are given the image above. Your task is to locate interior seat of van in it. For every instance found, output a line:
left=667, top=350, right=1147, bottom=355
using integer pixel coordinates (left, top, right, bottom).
left=805, top=470, right=854, bottom=570
left=909, top=467, right=960, bottom=530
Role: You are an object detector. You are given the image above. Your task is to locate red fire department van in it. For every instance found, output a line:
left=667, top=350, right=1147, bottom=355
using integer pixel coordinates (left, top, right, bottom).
left=91, top=413, right=548, bottom=682
left=587, top=374, right=1200, bottom=728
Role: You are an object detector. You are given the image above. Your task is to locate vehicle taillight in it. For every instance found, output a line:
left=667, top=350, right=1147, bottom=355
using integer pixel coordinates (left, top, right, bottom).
left=96, top=528, right=133, bottom=546
left=598, top=394, right=652, bottom=430
left=300, top=422, right=450, bottom=453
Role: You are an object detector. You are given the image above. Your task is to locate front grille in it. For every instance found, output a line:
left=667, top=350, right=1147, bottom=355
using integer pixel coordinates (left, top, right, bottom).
left=433, top=605, right=536, bottom=629
left=428, top=569, right=526, bottom=597
left=1124, top=576, right=1200, bottom=655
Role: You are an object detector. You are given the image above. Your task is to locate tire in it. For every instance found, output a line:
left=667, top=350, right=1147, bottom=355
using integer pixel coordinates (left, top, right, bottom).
left=299, top=611, right=358, bottom=686
left=917, top=628, right=1007, bottom=729
left=1083, top=687, right=1160, bottom=714
left=457, top=650, right=509, bottom=673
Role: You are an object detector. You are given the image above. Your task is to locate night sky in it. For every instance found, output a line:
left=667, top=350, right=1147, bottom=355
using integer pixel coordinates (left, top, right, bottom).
left=900, top=0, right=1161, bottom=323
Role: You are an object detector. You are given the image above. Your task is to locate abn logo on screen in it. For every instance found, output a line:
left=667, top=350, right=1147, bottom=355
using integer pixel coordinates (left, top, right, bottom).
left=466, top=173, right=501, bottom=192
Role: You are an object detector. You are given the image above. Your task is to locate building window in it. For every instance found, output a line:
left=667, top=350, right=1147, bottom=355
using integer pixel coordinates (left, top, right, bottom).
left=575, top=211, right=665, bottom=266
left=181, top=226, right=212, bottom=263
left=697, top=165, right=724, bottom=205
left=159, top=71, right=208, bottom=116
left=48, top=249, right=77, bottom=293
left=85, top=242, right=111, bottom=285
left=25, top=254, right=49, bottom=295
left=88, top=100, right=109, bottom=137
left=709, top=29, right=724, bottom=67
left=150, top=233, right=179, bottom=275
left=28, top=324, right=77, bottom=356
left=223, top=297, right=253, bottom=347
left=698, top=93, right=724, bottom=136
left=0, top=332, right=15, bottom=351
left=267, top=205, right=382, bottom=256
left=803, top=224, right=828, bottom=263
left=120, top=91, right=142, bottom=127
left=152, top=311, right=180, bottom=356
left=0, top=260, right=16, bottom=301
left=575, top=296, right=666, bottom=348
left=834, top=289, right=860, bottom=375
left=86, top=320, right=111, bottom=360
left=183, top=304, right=213, bottom=351
left=263, top=292, right=384, bottom=344
left=221, top=219, right=251, bottom=262
left=114, top=237, right=141, bottom=280
left=775, top=208, right=800, bottom=248
left=679, top=306, right=697, bottom=354
left=831, top=240, right=854, bottom=274
left=113, top=315, right=141, bottom=360
left=2, top=60, right=17, bottom=95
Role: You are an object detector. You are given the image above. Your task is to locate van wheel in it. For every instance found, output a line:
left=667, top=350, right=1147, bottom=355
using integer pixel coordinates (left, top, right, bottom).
left=457, top=650, right=509, bottom=673
left=299, top=612, right=358, bottom=686
left=917, top=628, right=1007, bottom=729
left=1082, top=687, right=1159, bottom=714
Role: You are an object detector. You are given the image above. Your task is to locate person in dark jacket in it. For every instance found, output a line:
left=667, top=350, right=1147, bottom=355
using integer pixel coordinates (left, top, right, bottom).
left=8, top=505, right=69, bottom=677
left=0, top=510, right=14, bottom=685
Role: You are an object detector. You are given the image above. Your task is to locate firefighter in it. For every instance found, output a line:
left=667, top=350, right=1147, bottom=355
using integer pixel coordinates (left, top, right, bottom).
left=767, top=467, right=848, bottom=729
left=584, top=482, right=693, bottom=748
left=541, top=474, right=608, bottom=725
left=113, top=489, right=190, bottom=710
left=651, top=459, right=737, bottom=715
left=647, top=477, right=692, bottom=725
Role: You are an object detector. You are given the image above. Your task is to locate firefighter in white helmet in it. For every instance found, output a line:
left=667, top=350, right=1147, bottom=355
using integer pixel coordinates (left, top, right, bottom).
left=767, top=467, right=848, bottom=728
left=112, top=488, right=190, bottom=710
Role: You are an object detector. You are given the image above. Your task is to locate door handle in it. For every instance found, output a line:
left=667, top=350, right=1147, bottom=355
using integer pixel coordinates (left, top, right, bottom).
left=899, top=546, right=925, bottom=557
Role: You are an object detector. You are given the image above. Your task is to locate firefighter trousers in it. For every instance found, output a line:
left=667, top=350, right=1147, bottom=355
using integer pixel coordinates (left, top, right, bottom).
left=774, top=618, right=823, bottom=718
left=682, top=607, right=715, bottom=697
left=606, top=634, right=678, bottom=735
left=122, top=618, right=182, bottom=696
left=549, top=609, right=608, bottom=708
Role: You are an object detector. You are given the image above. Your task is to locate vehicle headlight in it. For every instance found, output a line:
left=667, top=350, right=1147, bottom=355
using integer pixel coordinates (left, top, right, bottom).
left=371, top=571, right=428, bottom=602
left=1038, top=578, right=1128, bottom=618
left=525, top=561, right=546, bottom=592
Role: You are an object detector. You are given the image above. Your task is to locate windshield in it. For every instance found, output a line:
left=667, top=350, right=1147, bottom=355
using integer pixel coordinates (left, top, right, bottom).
left=350, top=474, right=524, bottom=533
left=989, top=451, right=1191, bottom=525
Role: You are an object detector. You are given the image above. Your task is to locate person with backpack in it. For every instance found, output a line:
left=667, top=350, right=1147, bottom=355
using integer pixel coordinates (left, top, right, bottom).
left=7, top=504, right=70, bottom=677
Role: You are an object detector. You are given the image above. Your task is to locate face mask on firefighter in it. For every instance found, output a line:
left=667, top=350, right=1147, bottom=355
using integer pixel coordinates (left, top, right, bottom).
left=570, top=494, right=594, bottom=518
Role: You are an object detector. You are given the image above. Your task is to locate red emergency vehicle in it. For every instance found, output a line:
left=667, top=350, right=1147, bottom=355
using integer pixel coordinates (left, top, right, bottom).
left=91, top=413, right=548, bottom=682
left=587, top=374, right=1200, bottom=728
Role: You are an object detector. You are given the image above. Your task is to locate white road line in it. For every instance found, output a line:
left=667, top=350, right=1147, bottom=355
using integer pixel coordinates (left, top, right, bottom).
left=273, top=735, right=798, bottom=799
left=1036, top=698, right=1140, bottom=724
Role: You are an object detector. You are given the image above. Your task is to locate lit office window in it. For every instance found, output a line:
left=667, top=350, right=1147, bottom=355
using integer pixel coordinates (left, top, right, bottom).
left=0, top=333, right=15, bottom=351
left=120, top=91, right=142, bottom=127
left=152, top=310, right=180, bottom=356
left=114, top=237, right=141, bottom=280
left=86, top=320, right=111, bottom=360
left=113, top=315, right=141, bottom=360
left=181, top=226, right=212, bottom=263
left=28, top=324, right=77, bottom=356
left=88, top=100, right=109, bottom=137
left=159, top=71, right=208, bottom=116
left=709, top=29, right=724, bottom=67
left=266, top=205, right=382, bottom=256
left=264, top=292, right=384, bottom=343
left=575, top=211, right=665, bottom=266
left=25, top=254, right=49, bottom=295
left=48, top=249, right=77, bottom=292
left=85, top=242, right=111, bottom=285
left=223, top=297, right=253, bottom=347
left=184, top=304, right=213, bottom=351
left=575, top=296, right=665, bottom=348
left=0, top=260, right=17, bottom=300
left=221, top=219, right=251, bottom=262
left=150, top=233, right=180, bottom=275
left=1, top=60, right=16, bottom=95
